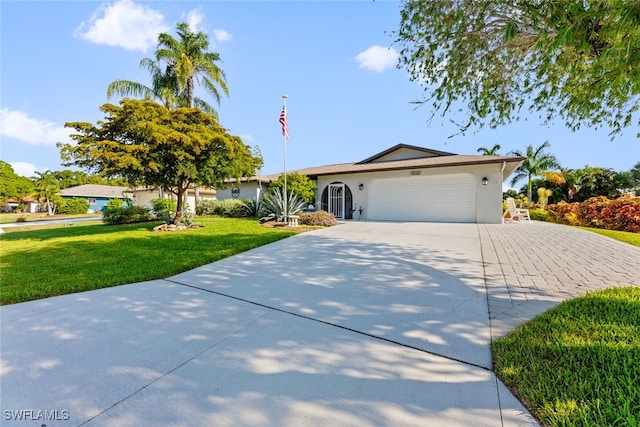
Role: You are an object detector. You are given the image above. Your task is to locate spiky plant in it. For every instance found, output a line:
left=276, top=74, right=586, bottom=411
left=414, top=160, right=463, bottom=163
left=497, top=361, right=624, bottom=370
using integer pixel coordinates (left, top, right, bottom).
left=259, top=187, right=305, bottom=223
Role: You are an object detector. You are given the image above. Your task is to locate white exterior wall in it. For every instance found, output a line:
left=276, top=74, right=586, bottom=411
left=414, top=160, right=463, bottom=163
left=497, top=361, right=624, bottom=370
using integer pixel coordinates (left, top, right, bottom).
left=216, top=182, right=266, bottom=201
left=316, top=164, right=504, bottom=223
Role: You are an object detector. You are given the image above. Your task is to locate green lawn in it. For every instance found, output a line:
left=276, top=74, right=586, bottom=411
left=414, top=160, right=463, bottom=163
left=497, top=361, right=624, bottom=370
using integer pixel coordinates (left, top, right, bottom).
left=0, top=217, right=295, bottom=305
left=493, top=287, right=640, bottom=426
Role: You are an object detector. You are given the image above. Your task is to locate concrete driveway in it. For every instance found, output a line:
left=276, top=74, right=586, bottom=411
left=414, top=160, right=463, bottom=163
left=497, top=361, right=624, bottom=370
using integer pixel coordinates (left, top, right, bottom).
left=2, top=221, right=637, bottom=426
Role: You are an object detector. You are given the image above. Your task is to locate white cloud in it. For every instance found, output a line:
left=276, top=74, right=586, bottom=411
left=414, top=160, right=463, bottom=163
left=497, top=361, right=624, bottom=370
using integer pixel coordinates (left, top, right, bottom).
left=75, top=0, right=169, bottom=52
left=213, top=29, right=232, bottom=43
left=10, top=162, right=43, bottom=178
left=0, top=108, right=72, bottom=146
left=184, top=9, right=205, bottom=33
left=355, top=45, right=398, bottom=73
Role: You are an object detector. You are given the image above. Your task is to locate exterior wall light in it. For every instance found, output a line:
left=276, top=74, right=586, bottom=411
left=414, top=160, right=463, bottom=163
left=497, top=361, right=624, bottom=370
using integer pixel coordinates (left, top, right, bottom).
left=482, top=177, right=489, bottom=186
left=359, top=183, right=364, bottom=190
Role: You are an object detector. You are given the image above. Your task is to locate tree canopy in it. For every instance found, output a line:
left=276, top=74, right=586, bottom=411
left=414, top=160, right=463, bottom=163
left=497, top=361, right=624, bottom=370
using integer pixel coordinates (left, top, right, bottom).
left=0, top=161, right=34, bottom=202
left=269, top=172, right=318, bottom=204
left=395, top=1, right=640, bottom=138
left=59, top=100, right=262, bottom=223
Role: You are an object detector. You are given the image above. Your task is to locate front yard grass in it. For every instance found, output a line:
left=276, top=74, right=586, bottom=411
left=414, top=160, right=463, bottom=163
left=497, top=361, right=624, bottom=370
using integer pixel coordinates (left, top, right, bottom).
left=493, top=287, right=640, bottom=426
left=0, top=217, right=296, bottom=305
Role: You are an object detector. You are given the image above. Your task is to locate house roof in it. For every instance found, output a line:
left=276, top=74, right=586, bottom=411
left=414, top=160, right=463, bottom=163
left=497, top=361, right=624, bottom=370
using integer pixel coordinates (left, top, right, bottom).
left=356, top=143, right=457, bottom=164
left=59, top=184, right=132, bottom=198
left=237, top=145, right=524, bottom=183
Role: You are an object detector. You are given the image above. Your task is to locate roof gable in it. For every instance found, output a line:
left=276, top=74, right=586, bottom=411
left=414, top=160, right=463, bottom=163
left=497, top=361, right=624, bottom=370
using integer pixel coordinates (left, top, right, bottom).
left=356, top=143, right=456, bottom=164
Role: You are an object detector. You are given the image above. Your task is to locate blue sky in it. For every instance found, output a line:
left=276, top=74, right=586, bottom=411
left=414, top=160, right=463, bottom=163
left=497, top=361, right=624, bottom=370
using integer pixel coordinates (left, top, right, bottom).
left=1, top=0, right=638, bottom=190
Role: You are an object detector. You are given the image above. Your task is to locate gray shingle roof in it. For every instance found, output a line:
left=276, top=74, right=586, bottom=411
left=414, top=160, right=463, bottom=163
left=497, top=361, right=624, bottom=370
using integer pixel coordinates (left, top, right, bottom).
left=59, top=184, right=132, bottom=198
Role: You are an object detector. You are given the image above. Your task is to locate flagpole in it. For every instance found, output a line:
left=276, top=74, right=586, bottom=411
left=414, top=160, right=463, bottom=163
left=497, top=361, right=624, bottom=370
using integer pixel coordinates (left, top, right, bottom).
left=282, top=95, right=288, bottom=224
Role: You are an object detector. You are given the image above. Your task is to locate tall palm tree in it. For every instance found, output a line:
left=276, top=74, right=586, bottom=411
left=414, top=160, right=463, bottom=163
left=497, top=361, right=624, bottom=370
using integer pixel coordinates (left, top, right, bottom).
left=107, top=23, right=227, bottom=117
left=509, top=141, right=561, bottom=202
left=107, top=59, right=181, bottom=110
left=476, top=144, right=501, bottom=155
left=155, top=22, right=229, bottom=110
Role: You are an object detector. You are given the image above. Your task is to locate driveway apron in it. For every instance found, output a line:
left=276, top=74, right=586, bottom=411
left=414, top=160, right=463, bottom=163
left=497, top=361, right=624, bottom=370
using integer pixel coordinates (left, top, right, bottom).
left=0, top=222, right=550, bottom=426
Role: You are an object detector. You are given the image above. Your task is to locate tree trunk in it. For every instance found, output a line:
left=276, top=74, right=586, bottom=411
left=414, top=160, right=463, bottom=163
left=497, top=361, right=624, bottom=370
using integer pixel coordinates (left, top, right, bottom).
left=174, top=189, right=184, bottom=225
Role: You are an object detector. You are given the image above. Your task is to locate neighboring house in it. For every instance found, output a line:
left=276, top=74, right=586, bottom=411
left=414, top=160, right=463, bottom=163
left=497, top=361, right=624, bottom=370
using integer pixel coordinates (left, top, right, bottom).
left=60, top=184, right=217, bottom=213
left=219, top=144, right=525, bottom=224
left=5, top=196, right=40, bottom=213
left=59, top=185, right=133, bottom=212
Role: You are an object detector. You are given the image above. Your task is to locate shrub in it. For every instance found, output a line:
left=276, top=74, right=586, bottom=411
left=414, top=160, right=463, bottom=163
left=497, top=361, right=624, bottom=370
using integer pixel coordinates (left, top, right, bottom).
left=528, top=208, right=550, bottom=222
left=196, top=199, right=249, bottom=217
left=546, top=201, right=581, bottom=225
left=151, top=198, right=177, bottom=222
left=105, top=198, right=123, bottom=211
left=599, top=195, right=640, bottom=233
left=103, top=205, right=151, bottom=225
left=299, top=210, right=338, bottom=227
left=545, top=195, right=640, bottom=233
left=0, top=203, right=14, bottom=213
left=259, top=188, right=305, bottom=223
left=576, top=196, right=609, bottom=227
left=58, top=198, right=90, bottom=215
left=241, top=199, right=260, bottom=218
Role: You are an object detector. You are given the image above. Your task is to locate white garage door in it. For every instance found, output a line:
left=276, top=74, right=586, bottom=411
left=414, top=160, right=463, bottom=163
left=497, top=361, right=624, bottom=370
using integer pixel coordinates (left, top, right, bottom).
left=368, top=173, right=476, bottom=222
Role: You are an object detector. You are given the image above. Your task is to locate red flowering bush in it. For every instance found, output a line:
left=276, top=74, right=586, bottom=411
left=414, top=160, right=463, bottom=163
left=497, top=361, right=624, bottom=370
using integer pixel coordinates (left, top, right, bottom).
left=576, top=196, right=609, bottom=228
left=546, top=201, right=581, bottom=226
left=545, top=195, right=640, bottom=233
left=598, top=195, right=640, bottom=233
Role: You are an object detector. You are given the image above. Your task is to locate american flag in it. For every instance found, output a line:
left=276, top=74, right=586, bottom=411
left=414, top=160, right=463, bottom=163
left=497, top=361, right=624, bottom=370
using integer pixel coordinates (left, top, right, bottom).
left=279, top=105, right=289, bottom=139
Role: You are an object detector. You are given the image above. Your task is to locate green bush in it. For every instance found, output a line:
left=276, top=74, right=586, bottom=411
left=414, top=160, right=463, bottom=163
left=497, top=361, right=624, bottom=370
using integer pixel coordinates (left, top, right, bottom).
left=103, top=205, right=151, bottom=225
left=58, top=198, right=90, bottom=215
left=241, top=199, right=260, bottom=218
left=299, top=210, right=338, bottom=227
left=196, top=199, right=249, bottom=217
left=151, top=198, right=177, bottom=222
left=105, top=198, right=123, bottom=211
left=528, top=208, right=550, bottom=222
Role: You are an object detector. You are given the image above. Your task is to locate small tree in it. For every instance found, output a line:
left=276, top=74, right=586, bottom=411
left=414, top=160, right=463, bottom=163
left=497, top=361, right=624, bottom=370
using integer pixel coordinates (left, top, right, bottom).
left=268, top=172, right=317, bottom=204
left=537, top=187, right=553, bottom=209
left=59, top=100, right=262, bottom=224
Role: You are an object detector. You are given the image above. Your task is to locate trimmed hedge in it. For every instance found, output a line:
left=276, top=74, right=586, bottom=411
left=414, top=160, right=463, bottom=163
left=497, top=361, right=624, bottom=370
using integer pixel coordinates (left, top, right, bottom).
left=196, top=199, right=249, bottom=217
left=545, top=195, right=640, bottom=233
left=103, top=205, right=151, bottom=225
left=58, top=198, right=90, bottom=215
left=299, top=210, right=339, bottom=227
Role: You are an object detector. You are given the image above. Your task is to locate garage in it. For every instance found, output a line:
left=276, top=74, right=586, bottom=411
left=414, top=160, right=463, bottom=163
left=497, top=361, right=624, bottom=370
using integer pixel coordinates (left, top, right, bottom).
left=367, top=173, right=477, bottom=222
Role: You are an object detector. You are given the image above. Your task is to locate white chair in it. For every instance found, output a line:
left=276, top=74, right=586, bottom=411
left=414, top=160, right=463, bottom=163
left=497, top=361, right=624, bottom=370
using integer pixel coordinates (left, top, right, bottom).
left=503, top=197, right=531, bottom=223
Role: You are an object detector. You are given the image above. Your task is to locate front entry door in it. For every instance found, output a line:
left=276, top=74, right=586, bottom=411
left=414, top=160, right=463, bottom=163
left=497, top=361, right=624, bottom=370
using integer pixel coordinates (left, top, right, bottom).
left=328, top=183, right=345, bottom=219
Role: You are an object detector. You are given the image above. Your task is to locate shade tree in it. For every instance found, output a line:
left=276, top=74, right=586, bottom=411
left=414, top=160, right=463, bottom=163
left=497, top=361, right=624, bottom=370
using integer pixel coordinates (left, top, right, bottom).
left=59, top=100, right=262, bottom=224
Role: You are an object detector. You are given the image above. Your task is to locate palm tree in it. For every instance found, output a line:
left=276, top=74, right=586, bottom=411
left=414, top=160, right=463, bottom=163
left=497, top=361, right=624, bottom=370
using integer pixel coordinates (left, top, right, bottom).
left=509, top=141, right=561, bottom=202
left=155, top=22, right=229, bottom=111
left=107, top=58, right=181, bottom=110
left=107, top=23, right=227, bottom=117
left=476, top=144, right=501, bottom=155
left=33, top=171, right=60, bottom=215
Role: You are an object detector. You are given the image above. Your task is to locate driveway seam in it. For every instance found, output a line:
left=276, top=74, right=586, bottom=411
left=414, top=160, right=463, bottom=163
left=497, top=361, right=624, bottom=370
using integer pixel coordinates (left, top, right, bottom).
left=165, top=278, right=493, bottom=372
